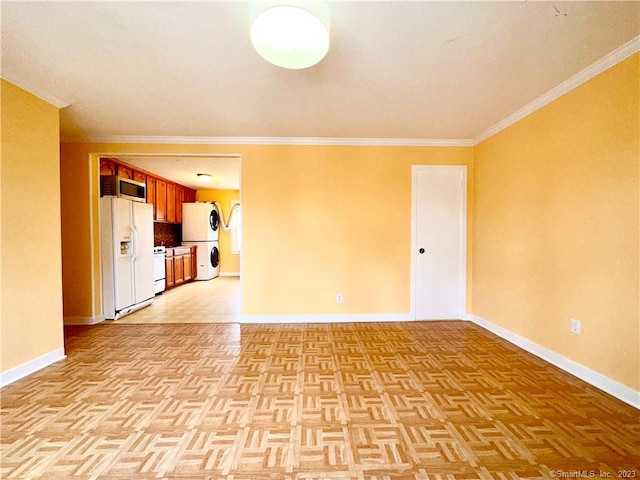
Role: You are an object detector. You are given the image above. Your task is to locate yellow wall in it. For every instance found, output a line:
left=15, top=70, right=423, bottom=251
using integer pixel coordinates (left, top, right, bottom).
left=240, top=146, right=472, bottom=315
left=472, top=53, right=639, bottom=390
left=196, top=189, right=241, bottom=275
left=59, top=143, right=472, bottom=319
left=5, top=47, right=635, bottom=397
left=1, top=80, right=64, bottom=373
left=60, top=145, right=94, bottom=319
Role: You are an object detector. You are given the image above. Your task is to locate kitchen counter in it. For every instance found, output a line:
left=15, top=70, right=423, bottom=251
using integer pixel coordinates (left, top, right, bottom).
left=165, top=246, right=193, bottom=256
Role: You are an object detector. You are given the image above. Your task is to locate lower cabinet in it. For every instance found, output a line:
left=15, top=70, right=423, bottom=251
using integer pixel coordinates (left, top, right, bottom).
left=165, top=252, right=175, bottom=289
left=165, top=246, right=197, bottom=291
left=183, top=250, right=193, bottom=282
left=174, top=252, right=185, bottom=287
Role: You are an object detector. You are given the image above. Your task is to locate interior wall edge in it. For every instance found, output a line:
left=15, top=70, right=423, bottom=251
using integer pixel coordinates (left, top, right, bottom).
left=240, top=313, right=414, bottom=324
left=63, top=315, right=105, bottom=326
left=0, top=348, right=66, bottom=389
left=2, top=79, right=64, bottom=375
left=469, top=314, right=640, bottom=410
left=473, top=34, right=640, bottom=145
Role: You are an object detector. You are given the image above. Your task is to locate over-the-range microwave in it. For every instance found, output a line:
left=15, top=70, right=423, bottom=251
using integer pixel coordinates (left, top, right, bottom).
left=100, top=175, right=146, bottom=203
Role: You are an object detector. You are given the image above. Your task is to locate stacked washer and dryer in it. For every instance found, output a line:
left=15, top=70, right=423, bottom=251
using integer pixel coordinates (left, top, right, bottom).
left=181, top=203, right=220, bottom=280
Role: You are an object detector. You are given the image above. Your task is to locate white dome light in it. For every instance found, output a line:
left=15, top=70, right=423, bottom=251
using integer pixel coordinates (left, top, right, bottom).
left=250, top=4, right=330, bottom=69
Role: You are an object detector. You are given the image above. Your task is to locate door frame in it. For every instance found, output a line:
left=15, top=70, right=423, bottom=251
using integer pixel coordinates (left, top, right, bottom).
left=89, top=151, right=242, bottom=323
left=410, top=165, right=468, bottom=320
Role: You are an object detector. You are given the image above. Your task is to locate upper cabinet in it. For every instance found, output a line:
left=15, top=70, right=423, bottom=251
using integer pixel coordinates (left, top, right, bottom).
left=99, top=157, right=196, bottom=224
left=175, top=185, right=184, bottom=224
left=133, top=171, right=146, bottom=184
left=118, top=165, right=133, bottom=179
left=156, top=178, right=167, bottom=222
left=99, top=158, right=117, bottom=176
left=186, top=187, right=197, bottom=202
left=146, top=176, right=156, bottom=212
left=166, top=183, right=176, bottom=224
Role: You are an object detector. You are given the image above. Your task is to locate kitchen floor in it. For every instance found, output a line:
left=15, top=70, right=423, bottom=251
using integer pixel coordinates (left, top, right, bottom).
left=116, top=275, right=240, bottom=324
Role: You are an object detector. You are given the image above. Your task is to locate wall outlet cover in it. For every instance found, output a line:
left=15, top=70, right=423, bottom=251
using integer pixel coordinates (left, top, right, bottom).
left=571, top=318, right=581, bottom=335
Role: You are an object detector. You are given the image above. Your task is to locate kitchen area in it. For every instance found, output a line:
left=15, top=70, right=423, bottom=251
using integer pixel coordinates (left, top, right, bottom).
left=98, top=155, right=241, bottom=324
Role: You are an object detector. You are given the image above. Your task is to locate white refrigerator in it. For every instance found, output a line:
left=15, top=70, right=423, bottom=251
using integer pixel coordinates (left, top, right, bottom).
left=100, top=197, right=155, bottom=320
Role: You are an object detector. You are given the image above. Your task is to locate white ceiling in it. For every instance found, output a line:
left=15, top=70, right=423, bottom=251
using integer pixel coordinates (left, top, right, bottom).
left=2, top=1, right=639, bottom=186
left=122, top=155, right=241, bottom=190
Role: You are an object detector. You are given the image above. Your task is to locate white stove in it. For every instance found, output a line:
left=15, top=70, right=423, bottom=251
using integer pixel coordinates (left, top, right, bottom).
left=153, top=246, right=166, bottom=294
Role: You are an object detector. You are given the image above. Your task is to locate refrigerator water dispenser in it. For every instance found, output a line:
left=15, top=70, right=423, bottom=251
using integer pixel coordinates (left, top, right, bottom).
left=120, top=241, right=132, bottom=255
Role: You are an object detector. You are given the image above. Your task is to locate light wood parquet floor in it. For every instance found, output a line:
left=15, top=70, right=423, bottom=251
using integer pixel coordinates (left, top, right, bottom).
left=1, top=321, right=638, bottom=479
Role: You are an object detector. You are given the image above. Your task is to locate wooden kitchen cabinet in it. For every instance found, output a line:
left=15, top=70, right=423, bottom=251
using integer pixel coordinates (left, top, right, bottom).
left=133, top=171, right=146, bottom=184
left=117, top=164, right=133, bottom=179
left=156, top=178, right=167, bottom=222
left=165, top=251, right=175, bottom=289
left=173, top=247, right=189, bottom=287
left=99, top=158, right=117, bottom=176
left=164, top=247, right=196, bottom=290
left=174, top=253, right=184, bottom=286
left=185, top=246, right=197, bottom=281
left=146, top=176, right=155, bottom=211
left=185, top=188, right=196, bottom=203
left=183, top=247, right=193, bottom=281
left=175, top=185, right=184, bottom=224
left=167, top=183, right=176, bottom=223
left=99, top=157, right=194, bottom=224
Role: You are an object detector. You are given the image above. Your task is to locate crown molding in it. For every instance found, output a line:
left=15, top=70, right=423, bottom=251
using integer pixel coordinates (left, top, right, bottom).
left=61, top=135, right=474, bottom=148
left=59, top=35, right=639, bottom=147
left=1, top=73, right=71, bottom=109
left=473, top=34, right=640, bottom=145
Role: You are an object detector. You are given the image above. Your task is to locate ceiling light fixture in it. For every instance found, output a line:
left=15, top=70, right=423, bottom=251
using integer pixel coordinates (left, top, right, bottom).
left=197, top=173, right=212, bottom=182
left=249, top=1, right=330, bottom=70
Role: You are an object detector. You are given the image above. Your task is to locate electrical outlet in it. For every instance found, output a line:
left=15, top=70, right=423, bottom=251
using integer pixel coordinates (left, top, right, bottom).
left=571, top=318, right=581, bottom=335
left=336, top=294, right=343, bottom=304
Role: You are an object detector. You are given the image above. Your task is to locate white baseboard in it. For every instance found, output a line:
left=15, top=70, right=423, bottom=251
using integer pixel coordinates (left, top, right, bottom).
left=64, top=315, right=105, bottom=325
left=219, top=272, right=240, bottom=277
left=467, top=314, right=640, bottom=410
left=241, top=312, right=413, bottom=324
left=1, top=348, right=67, bottom=388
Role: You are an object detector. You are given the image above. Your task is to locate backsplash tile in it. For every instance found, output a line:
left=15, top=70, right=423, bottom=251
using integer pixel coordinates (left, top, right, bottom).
left=154, top=222, right=181, bottom=247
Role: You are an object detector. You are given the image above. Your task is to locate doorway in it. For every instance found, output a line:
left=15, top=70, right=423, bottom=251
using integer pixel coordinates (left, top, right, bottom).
left=94, top=153, right=242, bottom=324
left=412, top=165, right=467, bottom=320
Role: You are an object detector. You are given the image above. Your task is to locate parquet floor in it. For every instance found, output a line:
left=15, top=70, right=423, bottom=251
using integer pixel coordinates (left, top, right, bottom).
left=1, top=321, right=638, bottom=479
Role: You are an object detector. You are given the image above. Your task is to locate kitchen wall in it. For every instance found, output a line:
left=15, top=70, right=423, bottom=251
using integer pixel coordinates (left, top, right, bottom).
left=59, top=143, right=473, bottom=322
left=472, top=53, right=639, bottom=391
left=196, top=189, right=241, bottom=275
left=154, top=222, right=181, bottom=248
left=1, top=80, right=65, bottom=377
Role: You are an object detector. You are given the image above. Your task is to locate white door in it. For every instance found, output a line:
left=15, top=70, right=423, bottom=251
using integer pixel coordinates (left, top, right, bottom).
left=413, top=166, right=466, bottom=320
left=132, top=201, right=155, bottom=303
